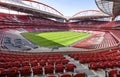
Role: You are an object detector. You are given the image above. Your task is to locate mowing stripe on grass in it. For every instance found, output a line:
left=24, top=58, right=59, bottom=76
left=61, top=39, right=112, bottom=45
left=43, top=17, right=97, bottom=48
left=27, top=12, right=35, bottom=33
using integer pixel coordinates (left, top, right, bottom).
left=22, top=31, right=92, bottom=47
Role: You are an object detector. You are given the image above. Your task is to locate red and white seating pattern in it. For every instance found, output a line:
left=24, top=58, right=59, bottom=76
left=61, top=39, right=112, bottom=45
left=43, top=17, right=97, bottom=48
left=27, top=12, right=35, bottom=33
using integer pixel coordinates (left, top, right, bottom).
left=73, top=32, right=118, bottom=49
left=92, top=32, right=118, bottom=49
left=110, top=30, right=120, bottom=42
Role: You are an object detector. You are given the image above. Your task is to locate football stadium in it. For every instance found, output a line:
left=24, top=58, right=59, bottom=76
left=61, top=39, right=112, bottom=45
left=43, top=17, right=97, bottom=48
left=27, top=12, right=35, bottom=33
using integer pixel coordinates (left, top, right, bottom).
left=0, top=0, right=120, bottom=77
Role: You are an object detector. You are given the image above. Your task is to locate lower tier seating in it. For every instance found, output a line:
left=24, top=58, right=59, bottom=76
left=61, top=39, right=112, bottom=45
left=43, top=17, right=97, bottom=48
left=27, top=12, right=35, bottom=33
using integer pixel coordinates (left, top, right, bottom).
left=69, top=48, right=120, bottom=70
left=0, top=52, right=99, bottom=77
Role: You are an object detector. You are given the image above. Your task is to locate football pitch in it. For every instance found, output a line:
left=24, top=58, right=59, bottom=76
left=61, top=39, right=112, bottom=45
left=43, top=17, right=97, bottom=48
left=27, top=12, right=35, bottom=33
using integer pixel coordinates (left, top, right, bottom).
left=22, top=31, right=92, bottom=47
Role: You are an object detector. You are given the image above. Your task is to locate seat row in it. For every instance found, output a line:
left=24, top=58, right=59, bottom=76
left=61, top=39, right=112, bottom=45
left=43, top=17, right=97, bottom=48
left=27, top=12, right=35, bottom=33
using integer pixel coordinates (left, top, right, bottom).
left=69, top=49, right=120, bottom=64
left=46, top=73, right=86, bottom=77
left=72, top=32, right=118, bottom=49
left=0, top=53, right=66, bottom=62
left=107, top=69, right=120, bottom=77
left=89, top=60, right=120, bottom=70
left=0, top=58, right=70, bottom=68
left=0, top=57, right=69, bottom=68
left=0, top=63, right=78, bottom=77
left=111, top=30, right=120, bottom=41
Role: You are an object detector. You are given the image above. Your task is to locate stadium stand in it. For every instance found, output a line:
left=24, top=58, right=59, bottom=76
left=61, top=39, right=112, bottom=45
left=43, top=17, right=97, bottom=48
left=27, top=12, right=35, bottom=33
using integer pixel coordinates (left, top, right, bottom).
left=72, top=31, right=119, bottom=49
left=0, top=0, right=120, bottom=77
left=0, top=51, right=102, bottom=77
left=110, top=30, right=120, bottom=42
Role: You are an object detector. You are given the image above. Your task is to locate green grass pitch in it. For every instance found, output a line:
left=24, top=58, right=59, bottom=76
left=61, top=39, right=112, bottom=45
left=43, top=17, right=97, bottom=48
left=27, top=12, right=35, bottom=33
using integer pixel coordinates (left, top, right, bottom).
left=22, top=31, right=92, bottom=47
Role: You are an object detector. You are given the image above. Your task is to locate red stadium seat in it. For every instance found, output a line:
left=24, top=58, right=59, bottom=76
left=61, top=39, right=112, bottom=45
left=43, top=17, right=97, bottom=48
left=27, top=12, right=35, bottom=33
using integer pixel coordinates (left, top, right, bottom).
left=79, top=58, right=86, bottom=64
left=7, top=67, right=18, bottom=77
left=22, top=61, right=30, bottom=66
left=89, top=62, right=97, bottom=70
left=0, top=57, right=5, bottom=62
left=61, top=59, right=69, bottom=65
left=30, top=60, right=38, bottom=67
left=55, top=59, right=61, bottom=65
left=39, top=60, right=46, bottom=66
left=60, top=73, right=72, bottom=77
left=12, top=61, right=21, bottom=67
left=97, top=61, right=105, bottom=69
left=0, top=62, right=5, bottom=68
left=46, top=75, right=57, bottom=77
left=55, top=64, right=64, bottom=73
left=5, top=62, right=13, bottom=68
left=108, top=70, right=117, bottom=77
left=0, top=68, right=6, bottom=77
left=105, top=61, right=113, bottom=68
left=45, top=65, right=54, bottom=74
left=65, top=64, right=76, bottom=72
left=74, top=73, right=86, bottom=77
left=32, top=66, right=43, bottom=75
left=19, top=66, right=31, bottom=76
left=48, top=60, right=54, bottom=65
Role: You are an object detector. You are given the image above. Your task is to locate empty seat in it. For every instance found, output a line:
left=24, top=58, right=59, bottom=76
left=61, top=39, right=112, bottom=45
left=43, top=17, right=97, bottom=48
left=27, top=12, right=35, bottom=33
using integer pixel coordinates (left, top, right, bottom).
left=7, top=67, right=18, bottom=77
left=0, top=62, right=5, bottom=68
left=12, top=61, right=21, bottom=67
left=0, top=68, right=6, bottom=77
left=55, top=64, right=64, bottom=73
left=97, top=61, right=105, bottom=69
left=48, top=60, right=54, bottom=65
left=62, top=59, right=69, bottom=65
left=46, top=75, right=57, bottom=77
left=0, top=57, right=5, bottom=62
left=32, top=66, right=43, bottom=75
left=60, top=73, right=71, bottom=77
left=19, top=66, right=31, bottom=76
left=74, top=73, right=86, bottom=77
left=66, top=64, right=76, bottom=72
left=89, top=62, right=97, bottom=70
left=55, top=59, right=61, bottom=65
left=39, top=60, right=46, bottom=66
left=22, top=61, right=30, bottom=66
left=5, top=62, right=13, bottom=68
left=105, top=61, right=113, bottom=68
left=45, top=65, right=54, bottom=74
left=108, top=70, right=117, bottom=77
left=30, top=60, right=38, bottom=67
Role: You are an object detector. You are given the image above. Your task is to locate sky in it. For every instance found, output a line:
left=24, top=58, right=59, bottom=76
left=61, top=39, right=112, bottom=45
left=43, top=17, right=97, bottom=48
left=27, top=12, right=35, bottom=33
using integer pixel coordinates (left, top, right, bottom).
left=38, top=0, right=99, bottom=16
left=0, top=0, right=99, bottom=16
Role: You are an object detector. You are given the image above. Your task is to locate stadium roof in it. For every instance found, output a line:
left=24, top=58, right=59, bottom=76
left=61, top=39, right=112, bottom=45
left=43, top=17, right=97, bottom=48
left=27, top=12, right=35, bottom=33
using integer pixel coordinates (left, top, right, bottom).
left=0, top=0, right=66, bottom=20
left=95, top=0, right=120, bottom=20
left=0, top=0, right=116, bottom=21
left=69, top=10, right=111, bottom=20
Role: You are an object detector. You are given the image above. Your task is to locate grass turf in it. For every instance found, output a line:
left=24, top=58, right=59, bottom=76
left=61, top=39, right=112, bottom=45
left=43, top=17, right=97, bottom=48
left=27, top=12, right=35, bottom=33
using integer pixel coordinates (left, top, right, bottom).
left=22, top=31, right=92, bottom=47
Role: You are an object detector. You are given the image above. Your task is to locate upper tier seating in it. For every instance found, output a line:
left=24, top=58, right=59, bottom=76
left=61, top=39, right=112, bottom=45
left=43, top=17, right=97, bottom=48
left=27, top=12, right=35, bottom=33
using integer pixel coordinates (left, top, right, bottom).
left=0, top=13, right=68, bottom=31
left=70, top=21, right=120, bottom=29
